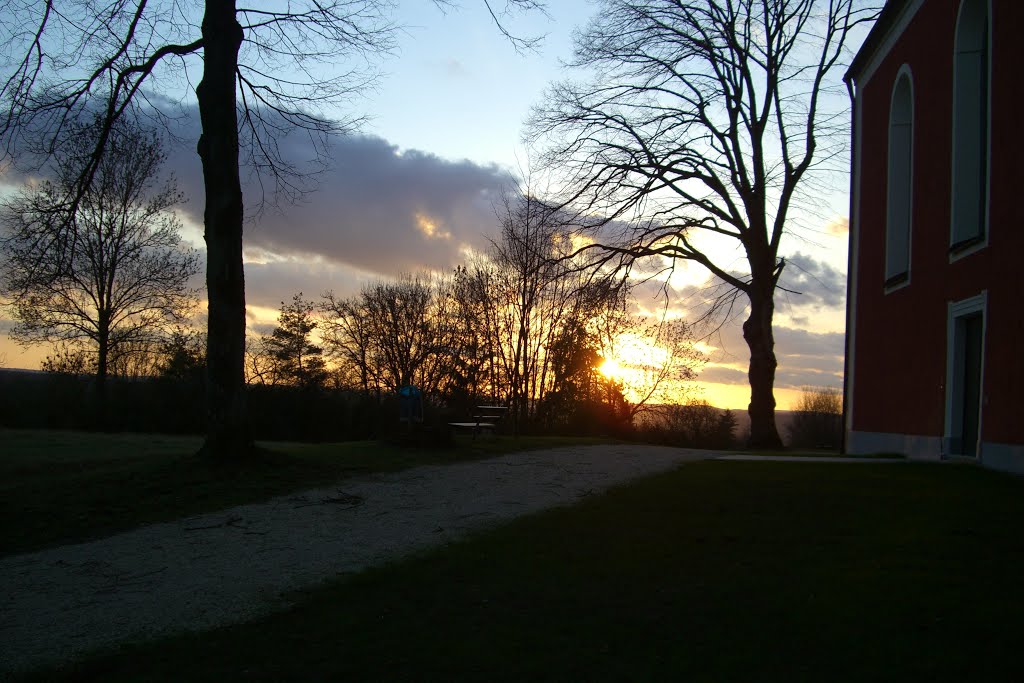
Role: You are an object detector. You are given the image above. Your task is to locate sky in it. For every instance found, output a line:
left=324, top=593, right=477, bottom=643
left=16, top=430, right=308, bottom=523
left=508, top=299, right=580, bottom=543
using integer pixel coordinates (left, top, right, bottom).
left=0, top=0, right=853, bottom=411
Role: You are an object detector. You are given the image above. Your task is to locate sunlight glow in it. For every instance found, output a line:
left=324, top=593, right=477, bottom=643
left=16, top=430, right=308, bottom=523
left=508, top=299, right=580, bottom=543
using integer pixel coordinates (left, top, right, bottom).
left=598, top=357, right=624, bottom=380
left=414, top=212, right=452, bottom=240
left=598, top=333, right=690, bottom=405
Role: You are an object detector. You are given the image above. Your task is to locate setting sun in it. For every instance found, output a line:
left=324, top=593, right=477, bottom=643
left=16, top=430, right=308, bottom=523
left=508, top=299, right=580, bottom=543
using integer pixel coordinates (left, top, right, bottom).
left=599, top=358, right=624, bottom=380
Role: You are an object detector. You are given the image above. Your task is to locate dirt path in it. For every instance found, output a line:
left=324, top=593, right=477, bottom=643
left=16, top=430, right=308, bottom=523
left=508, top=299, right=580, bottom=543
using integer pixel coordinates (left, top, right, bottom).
left=0, top=444, right=706, bottom=674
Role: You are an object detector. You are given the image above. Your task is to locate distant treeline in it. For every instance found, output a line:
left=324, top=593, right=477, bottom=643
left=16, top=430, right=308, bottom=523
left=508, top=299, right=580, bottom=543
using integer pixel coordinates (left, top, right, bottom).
left=0, top=369, right=843, bottom=451
left=0, top=369, right=407, bottom=442
left=0, top=369, right=745, bottom=448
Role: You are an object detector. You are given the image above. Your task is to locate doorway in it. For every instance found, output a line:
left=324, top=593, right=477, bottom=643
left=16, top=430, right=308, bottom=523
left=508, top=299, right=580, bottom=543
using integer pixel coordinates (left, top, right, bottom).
left=946, top=296, right=986, bottom=457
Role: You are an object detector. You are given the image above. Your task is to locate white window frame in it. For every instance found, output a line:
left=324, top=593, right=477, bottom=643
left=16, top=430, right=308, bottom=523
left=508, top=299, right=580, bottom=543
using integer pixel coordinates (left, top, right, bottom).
left=885, top=66, right=914, bottom=291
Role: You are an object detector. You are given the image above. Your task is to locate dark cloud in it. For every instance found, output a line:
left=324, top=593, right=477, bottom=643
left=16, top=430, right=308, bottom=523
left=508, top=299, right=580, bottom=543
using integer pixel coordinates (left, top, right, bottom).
left=3, top=108, right=514, bottom=312
left=772, top=326, right=845, bottom=359
left=778, top=251, right=846, bottom=309
left=698, top=364, right=748, bottom=385
left=249, top=136, right=506, bottom=275
left=162, top=114, right=511, bottom=278
left=774, top=366, right=844, bottom=391
left=692, top=322, right=843, bottom=391
left=772, top=326, right=844, bottom=389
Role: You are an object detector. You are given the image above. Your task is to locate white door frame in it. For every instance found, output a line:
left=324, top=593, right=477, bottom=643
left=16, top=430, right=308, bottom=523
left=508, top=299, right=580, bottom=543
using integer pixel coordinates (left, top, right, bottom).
left=944, top=291, right=987, bottom=457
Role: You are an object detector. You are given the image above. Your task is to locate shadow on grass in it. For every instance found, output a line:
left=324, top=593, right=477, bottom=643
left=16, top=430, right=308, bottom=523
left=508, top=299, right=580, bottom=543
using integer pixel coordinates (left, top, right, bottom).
left=0, top=429, right=612, bottom=556
left=21, top=460, right=1024, bottom=682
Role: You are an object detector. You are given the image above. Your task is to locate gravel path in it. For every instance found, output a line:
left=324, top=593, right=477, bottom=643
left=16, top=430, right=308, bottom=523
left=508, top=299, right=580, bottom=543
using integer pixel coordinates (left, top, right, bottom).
left=0, top=444, right=705, bottom=674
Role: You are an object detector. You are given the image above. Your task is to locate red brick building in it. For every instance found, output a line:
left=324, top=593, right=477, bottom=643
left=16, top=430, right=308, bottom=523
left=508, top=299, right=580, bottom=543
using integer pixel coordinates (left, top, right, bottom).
left=844, top=0, right=1024, bottom=472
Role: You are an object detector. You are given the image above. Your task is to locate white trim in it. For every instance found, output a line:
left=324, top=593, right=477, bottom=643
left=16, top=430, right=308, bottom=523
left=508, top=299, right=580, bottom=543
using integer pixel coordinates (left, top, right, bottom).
left=950, top=235, right=988, bottom=262
left=980, top=442, right=1024, bottom=475
left=848, top=432, right=1024, bottom=474
left=884, top=65, right=915, bottom=291
left=844, top=83, right=864, bottom=439
left=856, top=0, right=926, bottom=88
left=846, top=430, right=942, bottom=459
left=943, top=291, right=987, bottom=457
left=949, top=0, right=992, bottom=260
left=882, top=278, right=910, bottom=294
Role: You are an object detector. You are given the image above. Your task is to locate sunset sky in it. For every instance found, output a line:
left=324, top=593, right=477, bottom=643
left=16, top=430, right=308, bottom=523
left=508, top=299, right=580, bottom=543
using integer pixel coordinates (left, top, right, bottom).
left=0, top=1, right=852, bottom=410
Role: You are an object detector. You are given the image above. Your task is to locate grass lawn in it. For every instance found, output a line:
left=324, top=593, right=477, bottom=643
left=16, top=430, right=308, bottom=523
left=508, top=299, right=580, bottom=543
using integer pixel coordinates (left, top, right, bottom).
left=21, top=459, right=1024, bottom=682
left=0, top=428, right=611, bottom=556
left=729, top=449, right=906, bottom=459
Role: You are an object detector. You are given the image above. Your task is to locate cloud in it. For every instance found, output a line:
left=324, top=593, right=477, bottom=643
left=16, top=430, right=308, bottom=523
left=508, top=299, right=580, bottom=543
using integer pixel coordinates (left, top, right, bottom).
left=772, top=325, right=845, bottom=359
left=771, top=326, right=844, bottom=389
left=698, top=363, right=748, bottom=385
left=244, top=259, right=378, bottom=312
left=778, top=251, right=846, bottom=309
left=825, top=216, right=849, bottom=236
left=1, top=104, right=513, bottom=288
left=774, top=365, right=844, bottom=391
left=689, top=320, right=843, bottom=389
left=162, top=119, right=512, bottom=279
left=1, top=105, right=519, bottom=343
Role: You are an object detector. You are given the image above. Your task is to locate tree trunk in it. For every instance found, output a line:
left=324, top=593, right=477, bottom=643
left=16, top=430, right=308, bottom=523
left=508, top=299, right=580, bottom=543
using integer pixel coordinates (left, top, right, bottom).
left=196, top=0, right=252, bottom=459
left=96, top=319, right=109, bottom=431
left=743, top=284, right=783, bottom=449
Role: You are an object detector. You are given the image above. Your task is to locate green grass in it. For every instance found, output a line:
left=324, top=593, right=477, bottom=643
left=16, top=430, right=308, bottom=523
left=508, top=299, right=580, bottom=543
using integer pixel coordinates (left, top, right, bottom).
left=735, top=449, right=906, bottom=459
left=23, top=459, right=1024, bottom=682
left=0, top=428, right=611, bottom=556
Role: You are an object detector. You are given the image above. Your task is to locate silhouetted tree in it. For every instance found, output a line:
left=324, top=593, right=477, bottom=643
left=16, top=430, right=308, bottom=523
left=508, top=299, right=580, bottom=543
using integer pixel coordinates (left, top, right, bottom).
left=261, top=293, right=328, bottom=389
left=40, top=343, right=94, bottom=377
left=156, top=327, right=207, bottom=382
left=716, top=408, right=737, bottom=450
left=320, top=291, right=380, bottom=395
left=0, top=118, right=199, bottom=422
left=788, top=385, right=842, bottom=449
left=0, top=0, right=546, bottom=459
left=358, top=274, right=459, bottom=394
left=647, top=399, right=735, bottom=449
left=529, top=0, right=880, bottom=448
left=485, top=189, right=625, bottom=430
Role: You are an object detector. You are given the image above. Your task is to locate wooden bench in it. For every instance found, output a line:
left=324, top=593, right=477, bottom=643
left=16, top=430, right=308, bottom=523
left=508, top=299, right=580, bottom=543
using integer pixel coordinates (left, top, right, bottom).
left=449, top=405, right=508, bottom=438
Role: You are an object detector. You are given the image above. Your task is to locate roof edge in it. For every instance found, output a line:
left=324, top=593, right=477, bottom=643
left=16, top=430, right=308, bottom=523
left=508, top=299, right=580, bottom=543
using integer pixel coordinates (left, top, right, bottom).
left=845, top=0, right=914, bottom=84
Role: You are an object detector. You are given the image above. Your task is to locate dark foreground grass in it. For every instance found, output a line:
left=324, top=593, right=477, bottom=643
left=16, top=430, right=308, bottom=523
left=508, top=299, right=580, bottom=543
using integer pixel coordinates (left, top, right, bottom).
left=27, top=460, right=1024, bottom=682
left=0, top=429, right=610, bottom=556
left=736, top=449, right=906, bottom=459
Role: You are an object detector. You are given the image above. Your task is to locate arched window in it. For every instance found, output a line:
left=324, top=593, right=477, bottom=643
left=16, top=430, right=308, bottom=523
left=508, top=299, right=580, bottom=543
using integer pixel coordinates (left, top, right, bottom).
left=951, top=0, right=989, bottom=252
left=886, top=69, right=913, bottom=286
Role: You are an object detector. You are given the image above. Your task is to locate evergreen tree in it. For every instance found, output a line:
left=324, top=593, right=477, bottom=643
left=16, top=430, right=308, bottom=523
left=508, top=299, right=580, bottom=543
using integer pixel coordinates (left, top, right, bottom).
left=264, top=294, right=328, bottom=389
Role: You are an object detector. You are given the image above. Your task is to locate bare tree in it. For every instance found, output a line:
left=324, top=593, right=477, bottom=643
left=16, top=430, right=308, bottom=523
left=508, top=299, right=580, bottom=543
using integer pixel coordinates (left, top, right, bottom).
left=481, top=189, right=629, bottom=430
left=529, top=0, right=879, bottom=448
left=788, top=384, right=842, bottom=449
left=0, top=0, right=546, bottom=459
left=355, top=274, right=459, bottom=395
left=320, top=291, right=380, bottom=395
left=0, top=117, right=199, bottom=423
